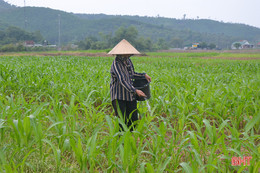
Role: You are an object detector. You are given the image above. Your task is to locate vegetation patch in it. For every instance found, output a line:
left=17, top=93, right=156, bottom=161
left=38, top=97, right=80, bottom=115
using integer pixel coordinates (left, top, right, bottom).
left=0, top=53, right=259, bottom=172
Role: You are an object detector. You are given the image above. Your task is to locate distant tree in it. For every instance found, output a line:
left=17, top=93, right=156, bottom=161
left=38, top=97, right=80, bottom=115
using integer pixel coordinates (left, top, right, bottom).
left=199, top=42, right=207, bottom=49
left=16, top=44, right=26, bottom=51
left=0, top=26, right=44, bottom=46
left=170, top=38, right=184, bottom=48
left=0, top=31, right=5, bottom=40
left=157, top=38, right=169, bottom=50
left=77, top=25, right=157, bottom=51
left=135, top=37, right=153, bottom=51
left=32, top=30, right=44, bottom=42
left=233, top=43, right=241, bottom=49
left=114, top=26, right=138, bottom=44
left=78, top=40, right=86, bottom=50
left=99, top=32, right=113, bottom=48
left=0, top=44, right=16, bottom=52
left=91, top=41, right=106, bottom=50
left=208, top=43, right=216, bottom=50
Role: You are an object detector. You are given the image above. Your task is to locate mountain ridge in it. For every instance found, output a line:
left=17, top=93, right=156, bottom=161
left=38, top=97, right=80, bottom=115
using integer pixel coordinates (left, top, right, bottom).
left=0, top=0, right=259, bottom=48
left=0, top=0, right=15, bottom=12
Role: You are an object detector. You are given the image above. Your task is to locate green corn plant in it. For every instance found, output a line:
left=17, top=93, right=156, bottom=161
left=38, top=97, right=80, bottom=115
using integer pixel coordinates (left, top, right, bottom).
left=0, top=54, right=259, bottom=172
left=180, top=162, right=199, bottom=173
left=105, top=115, right=119, bottom=172
left=29, top=115, right=44, bottom=157
left=0, top=119, right=6, bottom=143
left=16, top=148, right=37, bottom=173
left=42, top=139, right=61, bottom=172
left=8, top=116, right=33, bottom=148
left=203, top=119, right=217, bottom=145
left=70, top=136, right=86, bottom=171
left=140, top=162, right=155, bottom=173
left=85, top=126, right=101, bottom=172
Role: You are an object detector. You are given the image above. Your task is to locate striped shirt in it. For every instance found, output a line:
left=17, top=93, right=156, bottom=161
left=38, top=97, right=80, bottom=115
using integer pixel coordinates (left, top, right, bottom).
left=110, top=56, right=146, bottom=101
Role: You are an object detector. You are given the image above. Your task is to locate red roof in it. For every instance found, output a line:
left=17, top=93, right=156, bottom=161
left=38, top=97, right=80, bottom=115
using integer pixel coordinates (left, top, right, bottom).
left=25, top=40, right=34, bottom=45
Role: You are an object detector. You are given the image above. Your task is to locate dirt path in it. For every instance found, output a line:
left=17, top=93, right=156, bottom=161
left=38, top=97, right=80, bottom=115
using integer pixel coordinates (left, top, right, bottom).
left=0, top=52, right=113, bottom=57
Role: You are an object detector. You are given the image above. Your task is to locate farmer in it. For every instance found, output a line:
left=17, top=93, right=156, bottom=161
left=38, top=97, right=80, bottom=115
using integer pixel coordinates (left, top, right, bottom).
left=108, top=39, right=151, bottom=131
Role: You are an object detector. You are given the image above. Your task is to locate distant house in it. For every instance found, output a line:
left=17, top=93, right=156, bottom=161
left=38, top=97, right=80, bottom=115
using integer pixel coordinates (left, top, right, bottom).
left=24, top=40, right=35, bottom=47
left=24, top=41, right=44, bottom=47
left=257, top=42, right=260, bottom=48
left=192, top=43, right=200, bottom=49
left=34, top=44, right=43, bottom=47
left=231, top=40, right=254, bottom=49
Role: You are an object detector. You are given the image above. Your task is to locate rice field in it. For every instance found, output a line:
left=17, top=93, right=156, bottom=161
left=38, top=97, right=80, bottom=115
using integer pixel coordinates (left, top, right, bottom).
left=0, top=53, right=259, bottom=172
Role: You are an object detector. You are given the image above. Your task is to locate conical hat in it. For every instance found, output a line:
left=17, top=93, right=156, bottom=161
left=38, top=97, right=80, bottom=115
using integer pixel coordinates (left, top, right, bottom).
left=108, top=39, right=141, bottom=55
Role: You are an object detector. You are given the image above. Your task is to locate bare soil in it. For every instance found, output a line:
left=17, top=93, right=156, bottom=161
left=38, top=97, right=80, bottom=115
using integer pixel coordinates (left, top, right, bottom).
left=0, top=52, right=113, bottom=57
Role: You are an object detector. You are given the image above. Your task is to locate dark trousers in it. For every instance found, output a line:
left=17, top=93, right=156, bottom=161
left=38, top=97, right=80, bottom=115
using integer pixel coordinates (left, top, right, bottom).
left=112, top=100, right=138, bottom=131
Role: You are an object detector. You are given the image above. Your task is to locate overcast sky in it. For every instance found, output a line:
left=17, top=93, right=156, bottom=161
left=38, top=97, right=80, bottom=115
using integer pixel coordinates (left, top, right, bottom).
left=5, top=0, right=260, bottom=28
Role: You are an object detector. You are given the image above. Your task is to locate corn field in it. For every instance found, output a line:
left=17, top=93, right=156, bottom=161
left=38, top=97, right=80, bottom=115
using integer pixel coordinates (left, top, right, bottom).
left=0, top=54, right=259, bottom=172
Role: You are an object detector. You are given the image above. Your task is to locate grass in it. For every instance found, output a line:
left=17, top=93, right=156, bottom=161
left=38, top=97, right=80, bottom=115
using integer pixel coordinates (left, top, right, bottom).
left=0, top=54, right=259, bottom=172
left=146, top=51, right=260, bottom=58
left=146, top=52, right=220, bottom=57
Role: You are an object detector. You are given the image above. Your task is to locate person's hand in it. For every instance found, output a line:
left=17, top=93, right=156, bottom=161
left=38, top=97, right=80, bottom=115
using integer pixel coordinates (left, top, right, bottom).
left=145, top=74, right=151, bottom=82
left=136, top=89, right=146, bottom=97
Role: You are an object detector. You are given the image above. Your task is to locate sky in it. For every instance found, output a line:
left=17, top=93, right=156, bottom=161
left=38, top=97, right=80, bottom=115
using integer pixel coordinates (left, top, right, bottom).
left=5, top=0, right=260, bottom=28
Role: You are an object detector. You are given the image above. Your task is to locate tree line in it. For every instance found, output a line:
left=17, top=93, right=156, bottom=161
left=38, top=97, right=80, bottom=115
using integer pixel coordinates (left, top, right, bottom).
left=0, top=25, right=218, bottom=52
left=1, top=4, right=259, bottom=49
left=77, top=26, right=157, bottom=51
left=76, top=26, right=217, bottom=51
left=0, top=26, right=43, bottom=52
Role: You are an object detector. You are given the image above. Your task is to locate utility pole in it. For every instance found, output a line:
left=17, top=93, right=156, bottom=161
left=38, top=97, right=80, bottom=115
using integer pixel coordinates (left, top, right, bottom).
left=58, top=14, right=61, bottom=51
left=24, top=0, right=27, bottom=29
left=183, top=14, right=186, bottom=20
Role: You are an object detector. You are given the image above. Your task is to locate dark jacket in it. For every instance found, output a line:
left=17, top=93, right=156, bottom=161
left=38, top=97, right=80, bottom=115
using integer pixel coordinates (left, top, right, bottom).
left=110, top=56, right=145, bottom=101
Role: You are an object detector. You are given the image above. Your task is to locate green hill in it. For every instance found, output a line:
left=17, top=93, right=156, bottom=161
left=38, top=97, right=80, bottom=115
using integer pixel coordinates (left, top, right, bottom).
left=0, top=0, right=259, bottom=49
left=115, top=15, right=260, bottom=41
left=0, top=0, right=15, bottom=12
left=0, top=20, right=9, bottom=30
